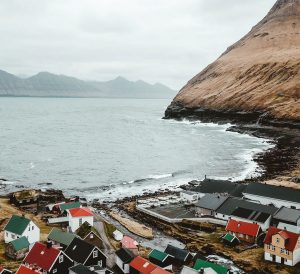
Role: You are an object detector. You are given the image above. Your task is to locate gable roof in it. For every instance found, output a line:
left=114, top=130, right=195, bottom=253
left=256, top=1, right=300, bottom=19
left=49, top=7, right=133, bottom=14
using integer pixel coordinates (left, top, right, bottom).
left=226, top=219, right=260, bottom=237
left=150, top=268, right=171, bottom=274
left=68, top=207, right=93, bottom=217
left=222, top=233, right=239, bottom=243
left=231, top=207, right=271, bottom=223
left=69, top=264, right=98, bottom=274
left=195, top=194, right=228, bottom=211
left=273, top=207, right=300, bottom=223
left=149, top=249, right=171, bottom=262
left=194, top=259, right=228, bottom=274
left=65, top=237, right=96, bottom=264
left=129, top=256, right=157, bottom=274
left=48, top=228, right=76, bottom=246
left=16, top=266, right=39, bottom=274
left=121, top=236, right=138, bottom=249
left=264, top=227, right=300, bottom=251
left=244, top=183, right=300, bottom=203
left=216, top=197, right=278, bottom=216
left=10, top=236, right=30, bottom=251
left=115, top=248, right=135, bottom=263
left=0, top=266, right=12, bottom=274
left=5, top=215, right=31, bottom=235
left=59, top=202, right=81, bottom=211
left=76, top=222, right=100, bottom=239
left=24, top=242, right=60, bottom=271
left=164, top=245, right=190, bottom=262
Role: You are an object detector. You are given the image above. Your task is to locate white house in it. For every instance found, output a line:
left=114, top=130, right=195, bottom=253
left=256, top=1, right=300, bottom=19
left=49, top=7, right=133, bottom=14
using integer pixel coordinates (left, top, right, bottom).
left=66, top=207, right=94, bottom=232
left=115, top=248, right=135, bottom=274
left=180, top=191, right=200, bottom=204
left=4, top=214, right=40, bottom=245
left=243, top=183, right=300, bottom=209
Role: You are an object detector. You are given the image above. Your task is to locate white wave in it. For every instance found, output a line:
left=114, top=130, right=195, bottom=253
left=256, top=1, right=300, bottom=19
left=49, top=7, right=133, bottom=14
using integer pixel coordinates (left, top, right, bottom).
left=147, top=173, right=173, bottom=180
left=0, top=180, right=14, bottom=185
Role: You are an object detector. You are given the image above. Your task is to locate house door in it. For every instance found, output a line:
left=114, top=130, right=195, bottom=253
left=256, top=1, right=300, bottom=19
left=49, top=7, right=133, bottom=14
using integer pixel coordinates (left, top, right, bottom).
left=272, top=255, right=276, bottom=262
left=281, top=257, right=285, bottom=264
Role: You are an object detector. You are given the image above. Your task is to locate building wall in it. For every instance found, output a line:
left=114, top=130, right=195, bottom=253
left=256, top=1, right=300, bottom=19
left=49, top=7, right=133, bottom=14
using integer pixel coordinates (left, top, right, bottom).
left=4, top=221, right=39, bottom=244
left=69, top=216, right=93, bottom=232
left=229, top=232, right=255, bottom=244
left=242, top=194, right=300, bottom=209
left=50, top=251, right=73, bottom=274
left=231, top=215, right=270, bottom=232
left=115, top=255, right=130, bottom=274
left=195, top=208, right=214, bottom=217
left=84, top=247, right=106, bottom=267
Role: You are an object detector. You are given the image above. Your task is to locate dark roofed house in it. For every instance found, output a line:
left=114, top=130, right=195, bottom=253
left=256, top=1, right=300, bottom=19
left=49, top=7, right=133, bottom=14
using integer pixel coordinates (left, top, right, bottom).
left=164, top=245, right=192, bottom=265
left=5, top=236, right=30, bottom=260
left=9, top=190, right=39, bottom=208
left=115, top=248, right=135, bottom=273
left=69, top=264, right=98, bottom=274
left=65, top=237, right=107, bottom=267
left=0, top=266, right=12, bottom=274
left=191, top=179, right=246, bottom=198
left=48, top=228, right=76, bottom=250
left=272, top=206, right=300, bottom=228
left=195, top=194, right=229, bottom=217
left=148, top=249, right=173, bottom=268
left=243, top=183, right=300, bottom=209
left=76, top=222, right=104, bottom=249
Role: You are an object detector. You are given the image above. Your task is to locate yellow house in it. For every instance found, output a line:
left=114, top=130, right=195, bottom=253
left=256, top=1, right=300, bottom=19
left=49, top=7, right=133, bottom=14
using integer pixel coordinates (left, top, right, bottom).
left=264, top=227, right=300, bottom=266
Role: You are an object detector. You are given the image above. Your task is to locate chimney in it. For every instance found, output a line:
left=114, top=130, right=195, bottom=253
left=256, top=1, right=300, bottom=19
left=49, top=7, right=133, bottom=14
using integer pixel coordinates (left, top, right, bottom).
left=199, top=268, right=204, bottom=274
left=46, top=240, right=53, bottom=249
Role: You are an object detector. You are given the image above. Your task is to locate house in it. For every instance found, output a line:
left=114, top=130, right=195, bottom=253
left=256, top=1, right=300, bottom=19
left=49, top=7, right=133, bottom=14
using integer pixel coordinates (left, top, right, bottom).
left=264, top=227, right=300, bottom=266
left=5, top=236, right=30, bottom=260
left=193, top=259, right=229, bottom=274
left=113, top=230, right=123, bottom=241
left=180, top=191, right=200, bottom=204
left=225, top=219, right=261, bottom=244
left=221, top=233, right=239, bottom=247
left=23, top=242, right=73, bottom=274
left=164, top=245, right=193, bottom=265
left=129, top=256, right=157, bottom=274
left=190, top=179, right=246, bottom=198
left=272, top=207, right=300, bottom=228
left=243, top=183, right=300, bottom=209
left=67, top=207, right=94, bottom=232
left=15, top=265, right=40, bottom=274
left=53, top=202, right=81, bottom=214
left=48, top=228, right=76, bottom=250
left=215, top=197, right=278, bottom=222
left=115, top=248, right=135, bottom=274
left=121, top=236, right=138, bottom=255
left=180, top=266, right=198, bottom=274
left=9, top=190, right=39, bottom=208
left=76, top=222, right=104, bottom=249
left=0, top=266, right=12, bottom=274
left=194, top=194, right=228, bottom=217
left=65, top=237, right=107, bottom=267
left=4, top=214, right=40, bottom=244
left=69, top=264, right=98, bottom=274
left=148, top=249, right=173, bottom=269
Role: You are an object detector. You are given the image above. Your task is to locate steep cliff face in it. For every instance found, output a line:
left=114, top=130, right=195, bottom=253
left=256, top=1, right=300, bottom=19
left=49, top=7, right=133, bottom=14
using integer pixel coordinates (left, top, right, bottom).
left=167, top=0, right=300, bottom=123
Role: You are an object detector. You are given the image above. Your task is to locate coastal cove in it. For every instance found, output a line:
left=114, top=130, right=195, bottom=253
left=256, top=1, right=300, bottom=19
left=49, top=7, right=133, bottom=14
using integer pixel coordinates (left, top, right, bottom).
left=0, top=97, right=273, bottom=200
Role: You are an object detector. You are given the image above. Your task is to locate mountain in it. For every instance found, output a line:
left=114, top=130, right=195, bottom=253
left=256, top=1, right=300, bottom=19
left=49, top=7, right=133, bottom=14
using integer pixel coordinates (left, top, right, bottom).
left=166, top=0, right=300, bottom=123
left=0, top=71, right=175, bottom=98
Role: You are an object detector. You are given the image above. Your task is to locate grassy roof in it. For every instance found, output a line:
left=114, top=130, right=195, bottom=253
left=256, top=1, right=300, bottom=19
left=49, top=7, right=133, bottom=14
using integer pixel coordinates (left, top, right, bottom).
left=76, top=221, right=100, bottom=239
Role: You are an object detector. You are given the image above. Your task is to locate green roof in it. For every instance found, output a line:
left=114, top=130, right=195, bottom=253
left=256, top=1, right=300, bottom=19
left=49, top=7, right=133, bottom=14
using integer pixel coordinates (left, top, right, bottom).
left=10, top=236, right=30, bottom=251
left=5, top=215, right=30, bottom=235
left=48, top=228, right=76, bottom=246
left=60, top=202, right=81, bottom=211
left=193, top=259, right=228, bottom=274
left=223, top=233, right=236, bottom=243
left=149, top=249, right=169, bottom=262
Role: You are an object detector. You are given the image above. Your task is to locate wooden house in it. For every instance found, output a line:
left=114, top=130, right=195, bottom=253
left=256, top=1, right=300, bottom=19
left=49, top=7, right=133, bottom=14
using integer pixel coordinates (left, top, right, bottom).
left=148, top=249, right=173, bottom=269
left=10, top=190, right=38, bottom=208
left=121, top=236, right=138, bottom=255
left=0, top=266, right=12, bottom=274
left=76, top=222, right=104, bottom=249
left=129, top=256, right=157, bottom=274
left=5, top=236, right=30, bottom=260
left=47, top=228, right=76, bottom=250
left=67, top=207, right=94, bottom=232
left=115, top=248, right=135, bottom=274
left=164, top=245, right=193, bottom=266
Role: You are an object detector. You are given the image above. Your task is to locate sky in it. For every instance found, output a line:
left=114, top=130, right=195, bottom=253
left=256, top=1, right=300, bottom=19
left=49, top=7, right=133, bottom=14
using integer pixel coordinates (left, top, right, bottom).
left=0, top=0, right=276, bottom=90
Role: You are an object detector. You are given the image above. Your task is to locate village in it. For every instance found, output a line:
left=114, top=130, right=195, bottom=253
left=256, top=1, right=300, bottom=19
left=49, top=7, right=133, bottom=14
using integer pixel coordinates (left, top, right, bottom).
left=0, top=178, right=300, bottom=274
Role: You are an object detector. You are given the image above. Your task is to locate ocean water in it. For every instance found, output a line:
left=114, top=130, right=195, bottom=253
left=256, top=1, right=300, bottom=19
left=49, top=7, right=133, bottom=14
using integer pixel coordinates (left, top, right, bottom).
left=0, top=97, right=272, bottom=201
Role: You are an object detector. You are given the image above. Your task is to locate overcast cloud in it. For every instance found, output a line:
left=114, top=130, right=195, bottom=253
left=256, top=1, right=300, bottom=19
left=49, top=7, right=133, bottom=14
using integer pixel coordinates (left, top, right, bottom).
left=0, top=0, right=275, bottom=89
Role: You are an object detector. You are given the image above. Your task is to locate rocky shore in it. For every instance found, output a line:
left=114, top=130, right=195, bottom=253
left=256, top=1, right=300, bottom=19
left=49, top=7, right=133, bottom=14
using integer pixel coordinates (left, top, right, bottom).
left=164, top=102, right=300, bottom=182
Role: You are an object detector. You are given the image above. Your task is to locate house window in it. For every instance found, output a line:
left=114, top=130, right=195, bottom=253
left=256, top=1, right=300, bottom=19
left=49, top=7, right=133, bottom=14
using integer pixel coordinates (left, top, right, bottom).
left=285, top=250, right=289, bottom=255
left=6, top=232, right=8, bottom=237
left=270, top=245, right=275, bottom=251
left=53, top=269, right=57, bottom=273
left=98, top=260, right=102, bottom=267
left=280, top=248, right=284, bottom=254
left=59, top=255, right=64, bottom=263
left=12, top=234, right=15, bottom=239
left=276, top=238, right=280, bottom=244
left=32, top=226, right=34, bottom=230
left=79, top=218, right=83, bottom=226
left=28, top=226, right=30, bottom=231
left=93, top=250, right=98, bottom=258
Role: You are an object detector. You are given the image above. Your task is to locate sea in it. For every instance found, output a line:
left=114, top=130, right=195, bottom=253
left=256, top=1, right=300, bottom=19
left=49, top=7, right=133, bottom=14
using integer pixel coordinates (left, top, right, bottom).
left=0, top=97, right=273, bottom=201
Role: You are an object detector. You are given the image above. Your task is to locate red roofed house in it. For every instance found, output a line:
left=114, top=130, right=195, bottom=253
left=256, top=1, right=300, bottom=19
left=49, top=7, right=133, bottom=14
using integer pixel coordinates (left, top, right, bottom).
left=226, top=219, right=261, bottom=244
left=67, top=207, right=94, bottom=232
left=129, top=256, right=157, bottom=274
left=15, top=265, right=40, bottom=274
left=264, top=227, right=300, bottom=266
left=121, top=236, right=139, bottom=255
left=22, top=242, right=73, bottom=273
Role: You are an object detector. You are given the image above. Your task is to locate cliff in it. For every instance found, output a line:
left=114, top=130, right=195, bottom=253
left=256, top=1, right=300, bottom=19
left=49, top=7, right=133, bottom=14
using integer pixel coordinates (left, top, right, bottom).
left=166, top=0, right=300, bottom=124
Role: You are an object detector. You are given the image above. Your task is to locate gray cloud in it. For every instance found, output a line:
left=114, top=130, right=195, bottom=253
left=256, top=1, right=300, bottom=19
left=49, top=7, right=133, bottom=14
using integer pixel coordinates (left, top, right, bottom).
left=0, top=0, right=275, bottom=89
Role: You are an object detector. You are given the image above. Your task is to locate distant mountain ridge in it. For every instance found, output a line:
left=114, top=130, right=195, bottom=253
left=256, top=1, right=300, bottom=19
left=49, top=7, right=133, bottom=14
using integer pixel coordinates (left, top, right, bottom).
left=0, top=70, right=175, bottom=98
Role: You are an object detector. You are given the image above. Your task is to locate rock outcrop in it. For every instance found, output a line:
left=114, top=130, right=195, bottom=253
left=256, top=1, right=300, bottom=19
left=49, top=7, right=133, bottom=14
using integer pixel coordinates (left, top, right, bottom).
left=166, top=0, right=300, bottom=124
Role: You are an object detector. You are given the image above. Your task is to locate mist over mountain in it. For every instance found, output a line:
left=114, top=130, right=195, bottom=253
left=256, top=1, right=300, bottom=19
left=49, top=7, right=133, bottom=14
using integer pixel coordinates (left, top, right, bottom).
left=0, top=70, right=175, bottom=98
